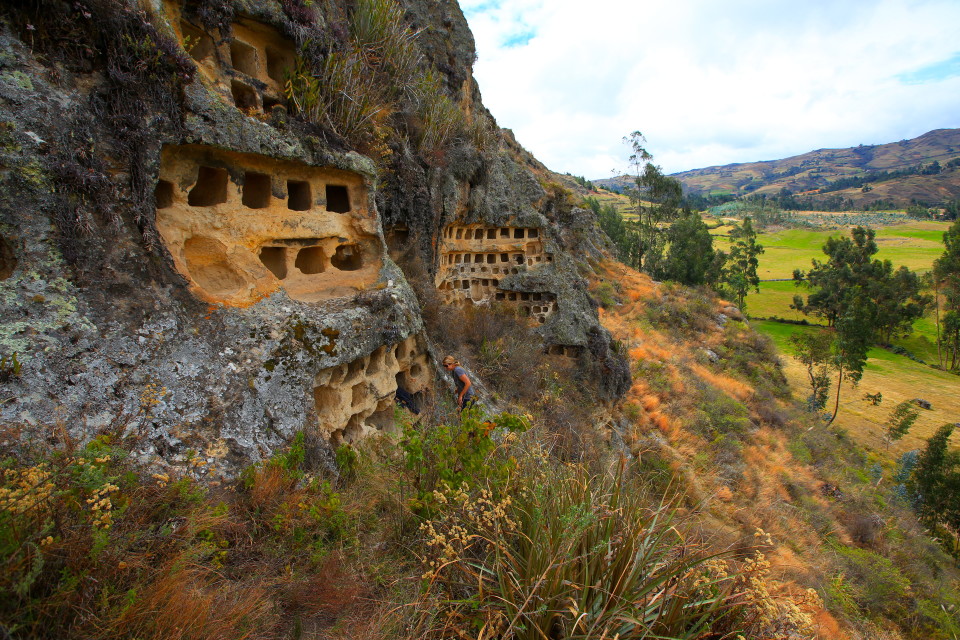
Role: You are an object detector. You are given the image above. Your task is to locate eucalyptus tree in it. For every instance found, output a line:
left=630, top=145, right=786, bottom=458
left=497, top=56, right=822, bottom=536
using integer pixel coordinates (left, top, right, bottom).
left=623, top=131, right=683, bottom=274
left=933, top=218, right=960, bottom=370
left=724, top=217, right=763, bottom=311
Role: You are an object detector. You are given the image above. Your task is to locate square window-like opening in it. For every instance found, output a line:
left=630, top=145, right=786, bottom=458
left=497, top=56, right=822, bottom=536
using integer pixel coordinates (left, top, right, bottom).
left=187, top=166, right=228, bottom=206
left=287, top=180, right=311, bottom=211
left=242, top=172, right=271, bottom=208
left=331, top=244, right=362, bottom=271
left=325, top=184, right=350, bottom=213
left=231, top=80, right=259, bottom=111
left=262, top=95, right=282, bottom=111
left=265, top=46, right=292, bottom=83
left=295, top=246, right=325, bottom=274
left=464, top=229, right=473, bottom=240
left=230, top=39, right=259, bottom=76
left=259, top=246, right=287, bottom=279
left=487, top=229, right=496, bottom=240
left=351, top=382, right=366, bottom=408
left=455, top=229, right=463, bottom=239
left=155, top=180, right=174, bottom=209
left=500, top=253, right=508, bottom=262
left=514, top=228, right=524, bottom=239
left=500, top=228, right=510, bottom=237
left=486, top=254, right=495, bottom=264
left=181, top=22, right=214, bottom=62
left=528, top=228, right=539, bottom=238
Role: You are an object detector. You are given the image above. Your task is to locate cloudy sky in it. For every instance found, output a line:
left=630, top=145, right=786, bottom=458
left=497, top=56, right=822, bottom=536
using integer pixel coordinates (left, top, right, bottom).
left=459, top=0, right=960, bottom=178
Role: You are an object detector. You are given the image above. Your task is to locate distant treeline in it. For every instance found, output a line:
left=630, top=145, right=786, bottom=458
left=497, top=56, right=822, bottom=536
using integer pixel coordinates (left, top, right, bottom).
left=681, top=188, right=960, bottom=218
left=818, top=158, right=960, bottom=194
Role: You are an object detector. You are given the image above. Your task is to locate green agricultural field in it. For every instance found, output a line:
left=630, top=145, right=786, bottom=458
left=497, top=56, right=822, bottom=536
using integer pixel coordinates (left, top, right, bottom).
left=714, top=220, right=950, bottom=280
left=753, top=320, right=960, bottom=456
left=737, top=219, right=958, bottom=457
left=593, top=188, right=638, bottom=220
left=721, top=219, right=950, bottom=363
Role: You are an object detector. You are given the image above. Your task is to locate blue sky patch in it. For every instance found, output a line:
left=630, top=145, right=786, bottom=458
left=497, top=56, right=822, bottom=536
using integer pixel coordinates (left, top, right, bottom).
left=462, top=1, right=502, bottom=18
left=503, top=29, right=536, bottom=48
left=897, top=52, right=960, bottom=84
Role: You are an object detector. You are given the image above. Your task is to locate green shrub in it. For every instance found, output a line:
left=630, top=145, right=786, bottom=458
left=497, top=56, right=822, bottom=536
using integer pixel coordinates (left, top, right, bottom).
left=400, top=408, right=529, bottom=513
left=830, top=541, right=911, bottom=617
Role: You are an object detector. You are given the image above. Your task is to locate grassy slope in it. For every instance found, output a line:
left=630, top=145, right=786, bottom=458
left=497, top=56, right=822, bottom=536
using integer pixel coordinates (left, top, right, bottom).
left=754, top=320, right=960, bottom=456
left=592, top=187, right=642, bottom=220
left=594, top=260, right=960, bottom=638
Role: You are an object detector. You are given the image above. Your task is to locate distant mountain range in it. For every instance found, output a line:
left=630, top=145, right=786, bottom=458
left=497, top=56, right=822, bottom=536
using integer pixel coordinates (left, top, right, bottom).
left=593, top=128, right=960, bottom=208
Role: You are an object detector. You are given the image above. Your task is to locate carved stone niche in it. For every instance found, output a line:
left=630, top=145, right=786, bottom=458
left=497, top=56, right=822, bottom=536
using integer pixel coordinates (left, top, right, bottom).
left=174, top=14, right=295, bottom=113
left=313, top=334, right=432, bottom=445
left=546, top=344, right=583, bottom=359
left=437, top=225, right=552, bottom=285
left=154, top=145, right=381, bottom=306
left=493, top=291, right=557, bottom=325
left=435, top=224, right=556, bottom=322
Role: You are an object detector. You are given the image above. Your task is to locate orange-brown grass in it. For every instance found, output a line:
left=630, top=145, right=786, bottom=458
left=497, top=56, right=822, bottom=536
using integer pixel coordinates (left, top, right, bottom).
left=112, top=564, right=275, bottom=640
left=689, top=363, right=754, bottom=401
left=590, top=258, right=899, bottom=638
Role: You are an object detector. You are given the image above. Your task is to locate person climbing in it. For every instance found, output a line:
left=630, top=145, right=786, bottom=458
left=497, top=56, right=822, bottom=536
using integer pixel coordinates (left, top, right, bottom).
left=442, top=355, right=475, bottom=411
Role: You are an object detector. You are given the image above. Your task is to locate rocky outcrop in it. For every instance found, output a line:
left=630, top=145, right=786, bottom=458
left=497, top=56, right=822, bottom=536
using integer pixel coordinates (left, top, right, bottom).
left=0, top=0, right=626, bottom=477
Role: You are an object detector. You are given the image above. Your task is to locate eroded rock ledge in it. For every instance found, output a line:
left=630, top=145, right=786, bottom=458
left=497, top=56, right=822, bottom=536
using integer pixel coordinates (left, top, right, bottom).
left=0, top=0, right=627, bottom=478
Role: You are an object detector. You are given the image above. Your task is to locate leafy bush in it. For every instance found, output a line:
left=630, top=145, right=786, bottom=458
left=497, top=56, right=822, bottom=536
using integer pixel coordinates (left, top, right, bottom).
left=400, top=408, right=529, bottom=513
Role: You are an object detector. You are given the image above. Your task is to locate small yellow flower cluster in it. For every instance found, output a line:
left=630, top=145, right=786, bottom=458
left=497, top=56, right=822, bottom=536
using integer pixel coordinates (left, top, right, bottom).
left=692, top=557, right=729, bottom=589
left=419, top=483, right=516, bottom=582
left=74, top=454, right=112, bottom=467
left=152, top=472, right=170, bottom=487
left=40, top=535, right=54, bottom=546
left=139, top=382, right=167, bottom=410
left=753, top=527, right=773, bottom=547
left=463, top=488, right=515, bottom=532
left=0, top=464, right=55, bottom=514
left=738, top=552, right=778, bottom=628
left=735, top=550, right=821, bottom=638
left=86, top=482, right=119, bottom=529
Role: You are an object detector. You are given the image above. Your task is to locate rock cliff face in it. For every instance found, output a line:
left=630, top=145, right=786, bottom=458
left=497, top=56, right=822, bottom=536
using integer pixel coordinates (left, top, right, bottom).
left=0, top=0, right=626, bottom=477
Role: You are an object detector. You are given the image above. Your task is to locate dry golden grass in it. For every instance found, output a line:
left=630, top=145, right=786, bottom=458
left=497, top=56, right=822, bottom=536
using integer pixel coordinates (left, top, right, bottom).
left=689, top=362, right=755, bottom=401
left=590, top=258, right=869, bottom=638
left=777, top=350, right=960, bottom=457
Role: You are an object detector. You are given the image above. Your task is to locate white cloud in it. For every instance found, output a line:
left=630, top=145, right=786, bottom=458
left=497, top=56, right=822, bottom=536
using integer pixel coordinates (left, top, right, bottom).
left=460, top=0, right=960, bottom=176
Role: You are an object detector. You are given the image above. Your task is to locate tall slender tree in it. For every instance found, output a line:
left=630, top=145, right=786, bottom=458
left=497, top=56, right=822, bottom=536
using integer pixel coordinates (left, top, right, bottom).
left=933, top=218, right=960, bottom=370
left=725, top=217, right=763, bottom=311
left=623, top=131, right=682, bottom=274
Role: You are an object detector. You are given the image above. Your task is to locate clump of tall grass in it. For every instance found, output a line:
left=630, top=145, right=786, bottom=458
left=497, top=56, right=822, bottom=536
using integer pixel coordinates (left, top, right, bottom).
left=284, top=0, right=471, bottom=161
left=412, top=446, right=738, bottom=639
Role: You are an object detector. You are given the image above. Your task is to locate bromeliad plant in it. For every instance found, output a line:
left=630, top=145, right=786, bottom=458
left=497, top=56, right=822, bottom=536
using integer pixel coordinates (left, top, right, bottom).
left=413, top=451, right=739, bottom=640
